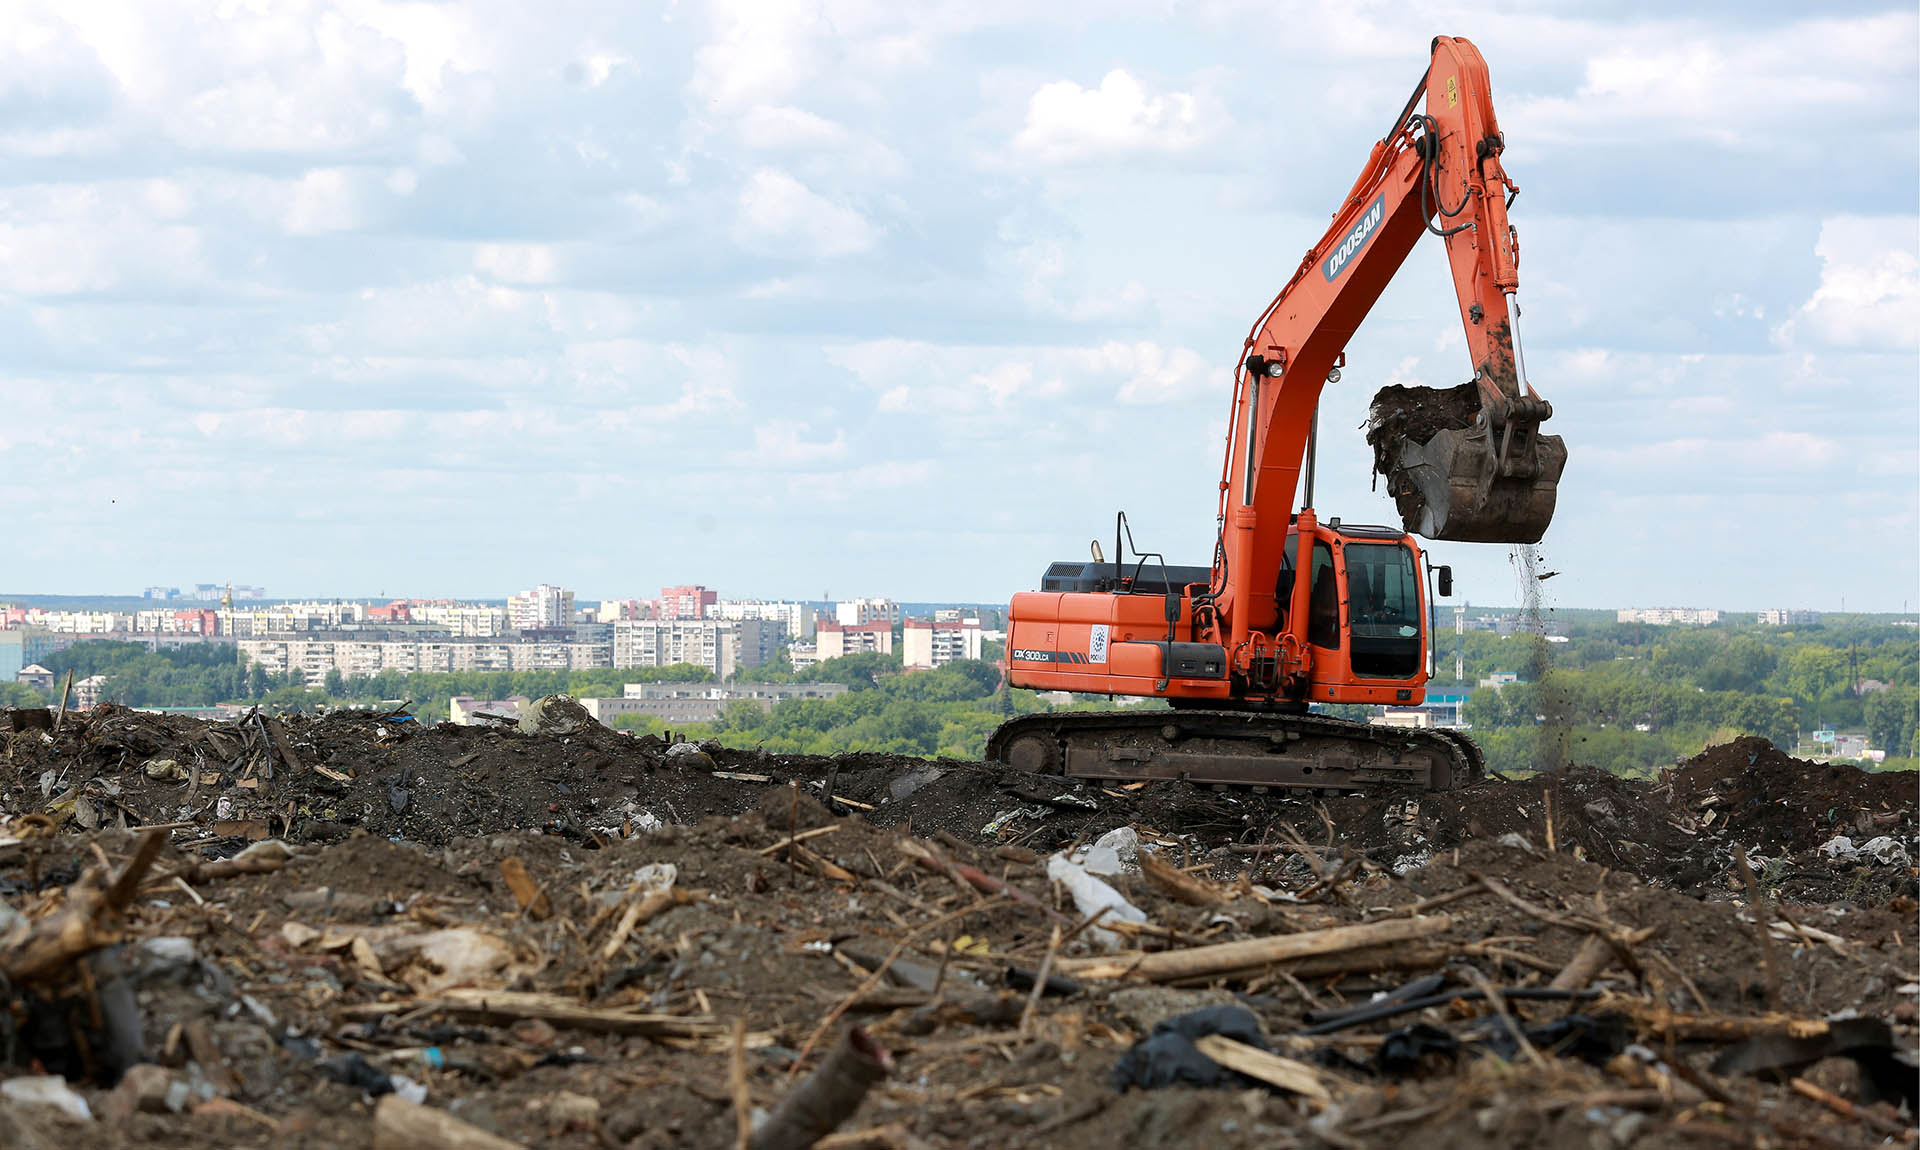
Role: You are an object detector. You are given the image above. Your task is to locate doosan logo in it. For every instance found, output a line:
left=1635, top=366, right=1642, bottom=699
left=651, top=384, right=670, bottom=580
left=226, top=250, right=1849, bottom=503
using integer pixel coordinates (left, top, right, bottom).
left=1322, top=195, right=1387, bottom=281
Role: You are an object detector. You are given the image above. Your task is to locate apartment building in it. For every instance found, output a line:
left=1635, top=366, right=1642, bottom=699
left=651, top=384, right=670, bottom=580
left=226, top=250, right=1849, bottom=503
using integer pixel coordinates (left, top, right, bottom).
left=584, top=680, right=847, bottom=725
left=237, top=636, right=612, bottom=686
left=712, top=599, right=815, bottom=639
left=902, top=617, right=984, bottom=669
left=610, top=618, right=780, bottom=678
left=1616, top=608, right=1723, bottom=626
left=659, top=585, right=718, bottom=620
left=1757, top=609, right=1821, bottom=626
left=409, top=602, right=512, bottom=637
left=508, top=584, right=575, bottom=630
left=835, top=598, right=901, bottom=627
left=816, top=620, right=892, bottom=659
left=788, top=641, right=819, bottom=671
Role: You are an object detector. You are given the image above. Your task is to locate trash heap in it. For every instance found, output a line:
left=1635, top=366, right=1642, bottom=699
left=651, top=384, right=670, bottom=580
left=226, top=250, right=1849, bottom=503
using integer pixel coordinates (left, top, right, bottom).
left=1, top=704, right=1915, bottom=1147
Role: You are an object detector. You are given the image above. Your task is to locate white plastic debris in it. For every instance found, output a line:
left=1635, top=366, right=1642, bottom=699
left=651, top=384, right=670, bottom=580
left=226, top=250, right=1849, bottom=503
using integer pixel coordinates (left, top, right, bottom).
left=1858, top=836, right=1911, bottom=865
left=632, top=862, right=678, bottom=892
left=1046, top=853, right=1146, bottom=952
left=389, top=1073, right=429, bottom=1105
left=1819, top=835, right=1912, bottom=866
left=981, top=807, right=1048, bottom=836
left=1090, top=826, right=1142, bottom=871
left=519, top=694, right=592, bottom=737
left=2, top=1075, right=93, bottom=1122
left=663, top=741, right=716, bottom=770
left=234, top=839, right=296, bottom=862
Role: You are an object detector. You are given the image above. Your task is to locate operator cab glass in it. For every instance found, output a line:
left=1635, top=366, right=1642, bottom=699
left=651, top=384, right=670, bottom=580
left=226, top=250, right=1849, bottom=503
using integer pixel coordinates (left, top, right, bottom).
left=1344, top=542, right=1421, bottom=677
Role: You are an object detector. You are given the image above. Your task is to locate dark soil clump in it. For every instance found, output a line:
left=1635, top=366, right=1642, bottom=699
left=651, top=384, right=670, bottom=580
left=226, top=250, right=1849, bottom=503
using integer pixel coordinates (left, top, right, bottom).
left=1364, top=382, right=1480, bottom=477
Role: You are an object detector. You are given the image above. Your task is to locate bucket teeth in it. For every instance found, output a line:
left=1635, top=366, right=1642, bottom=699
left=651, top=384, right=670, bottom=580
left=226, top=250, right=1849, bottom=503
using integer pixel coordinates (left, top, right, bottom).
left=1388, top=425, right=1567, bottom=543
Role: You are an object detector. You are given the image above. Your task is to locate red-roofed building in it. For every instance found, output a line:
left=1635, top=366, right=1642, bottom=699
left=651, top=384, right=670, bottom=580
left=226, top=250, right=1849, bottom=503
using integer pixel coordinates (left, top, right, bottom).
left=660, top=585, right=717, bottom=620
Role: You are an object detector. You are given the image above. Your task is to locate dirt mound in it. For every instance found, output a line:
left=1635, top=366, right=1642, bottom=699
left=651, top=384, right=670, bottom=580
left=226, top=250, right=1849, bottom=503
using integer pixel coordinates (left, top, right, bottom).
left=1667, top=735, right=1914, bottom=855
left=1364, top=382, right=1480, bottom=477
left=7, top=708, right=1913, bottom=912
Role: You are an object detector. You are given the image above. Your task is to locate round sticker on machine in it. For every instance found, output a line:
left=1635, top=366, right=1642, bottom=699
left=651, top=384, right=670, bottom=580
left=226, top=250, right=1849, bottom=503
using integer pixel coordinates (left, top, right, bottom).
left=1398, top=626, right=1417, bottom=637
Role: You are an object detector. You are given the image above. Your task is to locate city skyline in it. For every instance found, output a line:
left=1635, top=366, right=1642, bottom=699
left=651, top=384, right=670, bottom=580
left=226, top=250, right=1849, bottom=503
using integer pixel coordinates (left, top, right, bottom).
left=0, top=3, right=1914, bottom=610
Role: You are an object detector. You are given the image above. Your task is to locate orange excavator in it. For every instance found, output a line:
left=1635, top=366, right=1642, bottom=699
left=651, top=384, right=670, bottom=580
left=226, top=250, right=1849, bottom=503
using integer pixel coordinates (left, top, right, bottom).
left=988, top=37, right=1566, bottom=791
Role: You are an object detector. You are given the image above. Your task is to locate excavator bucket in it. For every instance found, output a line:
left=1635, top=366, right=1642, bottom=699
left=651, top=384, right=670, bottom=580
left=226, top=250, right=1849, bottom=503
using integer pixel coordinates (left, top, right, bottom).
left=1367, top=383, right=1568, bottom=544
left=1386, top=423, right=1566, bottom=542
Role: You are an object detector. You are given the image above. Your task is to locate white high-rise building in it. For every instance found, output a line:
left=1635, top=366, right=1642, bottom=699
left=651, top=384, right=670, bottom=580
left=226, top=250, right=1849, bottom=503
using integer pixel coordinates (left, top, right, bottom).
left=509, top=584, right=576, bottom=631
left=713, top=599, right=815, bottom=639
left=835, top=598, right=901, bottom=627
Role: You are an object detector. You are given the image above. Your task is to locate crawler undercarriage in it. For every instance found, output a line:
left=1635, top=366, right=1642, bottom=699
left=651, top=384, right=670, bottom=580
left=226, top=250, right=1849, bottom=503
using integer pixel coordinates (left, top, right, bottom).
left=985, top=709, right=1482, bottom=792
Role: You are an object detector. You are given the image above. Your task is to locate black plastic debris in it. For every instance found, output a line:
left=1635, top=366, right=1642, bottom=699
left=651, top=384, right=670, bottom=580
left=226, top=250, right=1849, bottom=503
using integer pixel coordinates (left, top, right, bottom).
left=1713, top=1018, right=1917, bottom=1111
left=1375, top=1023, right=1459, bottom=1077
left=318, top=1051, right=398, bottom=1096
left=1110, top=1004, right=1271, bottom=1091
left=1306, top=975, right=1448, bottom=1028
left=1470, top=1012, right=1629, bottom=1066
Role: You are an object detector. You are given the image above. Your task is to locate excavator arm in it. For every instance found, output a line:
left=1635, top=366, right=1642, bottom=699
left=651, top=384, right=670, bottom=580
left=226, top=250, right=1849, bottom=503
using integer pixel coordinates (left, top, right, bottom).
left=1211, top=35, right=1566, bottom=648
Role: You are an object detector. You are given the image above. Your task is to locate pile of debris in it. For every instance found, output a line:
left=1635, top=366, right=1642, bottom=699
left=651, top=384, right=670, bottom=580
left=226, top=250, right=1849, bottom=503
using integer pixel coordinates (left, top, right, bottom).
left=1, top=703, right=1915, bottom=1148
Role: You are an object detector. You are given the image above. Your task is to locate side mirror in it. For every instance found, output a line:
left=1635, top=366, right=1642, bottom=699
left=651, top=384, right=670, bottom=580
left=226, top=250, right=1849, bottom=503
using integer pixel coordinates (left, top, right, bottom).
left=1436, top=566, right=1454, bottom=597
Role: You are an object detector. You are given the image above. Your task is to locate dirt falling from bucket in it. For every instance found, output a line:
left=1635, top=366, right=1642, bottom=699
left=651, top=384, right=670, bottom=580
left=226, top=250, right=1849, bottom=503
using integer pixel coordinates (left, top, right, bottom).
left=1511, top=543, right=1570, bottom=771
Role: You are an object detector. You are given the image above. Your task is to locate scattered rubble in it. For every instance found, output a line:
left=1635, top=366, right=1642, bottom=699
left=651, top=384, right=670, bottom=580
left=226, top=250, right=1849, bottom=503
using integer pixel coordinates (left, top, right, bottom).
left=1, top=705, right=1915, bottom=1148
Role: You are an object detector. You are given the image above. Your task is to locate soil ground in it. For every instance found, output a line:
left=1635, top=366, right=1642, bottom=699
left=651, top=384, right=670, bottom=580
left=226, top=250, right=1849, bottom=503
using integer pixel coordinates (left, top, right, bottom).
left=2, top=707, right=1915, bottom=1149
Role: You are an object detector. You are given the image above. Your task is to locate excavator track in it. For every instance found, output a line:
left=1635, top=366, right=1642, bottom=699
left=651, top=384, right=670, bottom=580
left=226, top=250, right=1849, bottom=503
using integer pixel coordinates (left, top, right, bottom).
left=985, top=709, right=1482, bottom=792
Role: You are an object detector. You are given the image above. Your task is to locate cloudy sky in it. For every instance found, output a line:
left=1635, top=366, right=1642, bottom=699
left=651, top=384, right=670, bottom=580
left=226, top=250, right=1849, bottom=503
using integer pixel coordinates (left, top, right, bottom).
left=1, top=0, right=1915, bottom=612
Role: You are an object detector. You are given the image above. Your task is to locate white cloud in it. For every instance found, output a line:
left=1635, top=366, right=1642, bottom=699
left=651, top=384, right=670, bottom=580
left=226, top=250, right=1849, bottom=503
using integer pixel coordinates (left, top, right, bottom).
left=734, top=168, right=877, bottom=258
left=473, top=243, right=560, bottom=285
left=284, top=168, right=366, bottom=235
left=0, top=183, right=203, bottom=295
left=1012, top=69, right=1214, bottom=164
left=733, top=420, right=848, bottom=466
left=1091, top=342, right=1222, bottom=404
left=738, top=104, right=849, bottom=149
left=1774, top=216, right=1919, bottom=351
left=1511, top=12, right=1918, bottom=148
left=828, top=338, right=1219, bottom=413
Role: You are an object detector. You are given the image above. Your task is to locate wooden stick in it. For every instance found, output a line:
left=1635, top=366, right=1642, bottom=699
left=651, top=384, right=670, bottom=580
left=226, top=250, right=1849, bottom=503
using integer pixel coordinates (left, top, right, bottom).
left=601, top=888, right=697, bottom=960
left=1191, top=1035, right=1336, bottom=1104
left=1550, top=934, right=1616, bottom=991
left=1141, top=849, right=1229, bottom=905
left=106, top=828, right=170, bottom=910
left=1056, top=915, right=1453, bottom=982
left=339, top=988, right=754, bottom=1041
left=52, top=669, right=74, bottom=734
left=373, top=1095, right=522, bottom=1150
left=758, top=825, right=841, bottom=855
left=1019, top=924, right=1061, bottom=1035
left=1734, top=848, right=1778, bottom=1003
left=731, top=1018, right=754, bottom=1150
left=1462, top=965, right=1547, bottom=1071
left=1789, top=1077, right=1911, bottom=1138
left=498, top=856, right=553, bottom=920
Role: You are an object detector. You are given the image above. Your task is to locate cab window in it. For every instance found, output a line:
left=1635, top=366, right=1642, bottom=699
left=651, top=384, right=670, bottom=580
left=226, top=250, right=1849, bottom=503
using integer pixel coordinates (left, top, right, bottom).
left=1345, top=542, right=1421, bottom=677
